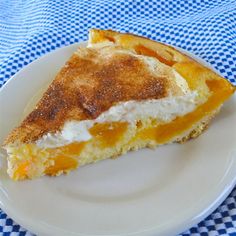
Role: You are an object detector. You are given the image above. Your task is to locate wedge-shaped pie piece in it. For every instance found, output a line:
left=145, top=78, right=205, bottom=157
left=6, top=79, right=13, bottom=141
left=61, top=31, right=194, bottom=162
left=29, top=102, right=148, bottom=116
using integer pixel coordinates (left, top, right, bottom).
left=3, top=29, right=235, bottom=180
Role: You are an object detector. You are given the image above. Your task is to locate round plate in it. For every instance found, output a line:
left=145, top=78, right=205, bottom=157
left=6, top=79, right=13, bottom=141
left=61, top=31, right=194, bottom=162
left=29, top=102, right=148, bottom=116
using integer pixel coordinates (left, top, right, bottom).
left=0, top=42, right=236, bottom=236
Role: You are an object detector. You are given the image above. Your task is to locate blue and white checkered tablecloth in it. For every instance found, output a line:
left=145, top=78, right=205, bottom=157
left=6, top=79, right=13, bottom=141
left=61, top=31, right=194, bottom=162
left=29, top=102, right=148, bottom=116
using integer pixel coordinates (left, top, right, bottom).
left=0, top=0, right=236, bottom=235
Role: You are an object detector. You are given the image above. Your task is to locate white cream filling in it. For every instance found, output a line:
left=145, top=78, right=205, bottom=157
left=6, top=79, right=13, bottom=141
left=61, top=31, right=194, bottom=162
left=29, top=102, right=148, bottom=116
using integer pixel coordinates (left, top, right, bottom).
left=36, top=91, right=200, bottom=148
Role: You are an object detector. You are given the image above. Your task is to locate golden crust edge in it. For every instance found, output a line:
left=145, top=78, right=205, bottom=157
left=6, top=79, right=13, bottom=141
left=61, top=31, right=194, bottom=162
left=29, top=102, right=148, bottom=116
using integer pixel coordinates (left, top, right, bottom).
left=89, top=29, right=236, bottom=89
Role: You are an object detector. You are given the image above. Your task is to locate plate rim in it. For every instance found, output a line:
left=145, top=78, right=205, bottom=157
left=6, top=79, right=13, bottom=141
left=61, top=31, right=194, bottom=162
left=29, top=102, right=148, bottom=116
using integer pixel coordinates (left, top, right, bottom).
left=0, top=41, right=236, bottom=236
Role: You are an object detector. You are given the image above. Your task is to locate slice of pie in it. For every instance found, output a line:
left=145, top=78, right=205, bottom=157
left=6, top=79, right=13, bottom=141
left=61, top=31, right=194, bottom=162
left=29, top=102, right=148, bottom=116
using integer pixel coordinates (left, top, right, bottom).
left=2, top=29, right=235, bottom=180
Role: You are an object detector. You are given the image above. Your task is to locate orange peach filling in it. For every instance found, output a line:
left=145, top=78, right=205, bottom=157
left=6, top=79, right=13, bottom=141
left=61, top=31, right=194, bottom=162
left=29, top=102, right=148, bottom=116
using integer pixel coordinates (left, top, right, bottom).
left=50, top=142, right=87, bottom=156
left=135, top=45, right=175, bottom=66
left=45, top=155, right=78, bottom=176
left=89, top=122, right=128, bottom=148
left=44, top=142, right=86, bottom=176
left=13, top=161, right=30, bottom=180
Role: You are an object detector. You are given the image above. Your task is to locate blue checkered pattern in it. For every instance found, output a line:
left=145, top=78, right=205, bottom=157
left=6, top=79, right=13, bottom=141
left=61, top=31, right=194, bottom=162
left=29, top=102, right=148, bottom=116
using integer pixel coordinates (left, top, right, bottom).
left=0, top=0, right=236, bottom=235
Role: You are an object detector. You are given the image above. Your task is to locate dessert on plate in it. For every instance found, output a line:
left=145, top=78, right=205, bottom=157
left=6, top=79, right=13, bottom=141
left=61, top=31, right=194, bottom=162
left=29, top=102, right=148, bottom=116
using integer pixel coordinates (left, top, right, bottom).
left=2, top=29, right=235, bottom=180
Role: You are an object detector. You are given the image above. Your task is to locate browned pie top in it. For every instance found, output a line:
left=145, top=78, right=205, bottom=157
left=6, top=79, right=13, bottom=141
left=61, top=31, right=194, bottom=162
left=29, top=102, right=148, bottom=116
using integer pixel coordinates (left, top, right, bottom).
left=3, top=33, right=188, bottom=146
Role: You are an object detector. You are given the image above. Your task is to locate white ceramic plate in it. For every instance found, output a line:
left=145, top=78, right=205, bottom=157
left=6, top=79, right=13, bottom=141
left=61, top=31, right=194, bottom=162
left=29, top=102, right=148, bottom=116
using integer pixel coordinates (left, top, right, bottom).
left=0, top=42, right=236, bottom=236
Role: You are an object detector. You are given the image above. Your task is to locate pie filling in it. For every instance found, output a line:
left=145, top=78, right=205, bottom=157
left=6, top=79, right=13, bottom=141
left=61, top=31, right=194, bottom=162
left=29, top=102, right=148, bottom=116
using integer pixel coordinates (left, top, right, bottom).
left=9, top=75, right=234, bottom=180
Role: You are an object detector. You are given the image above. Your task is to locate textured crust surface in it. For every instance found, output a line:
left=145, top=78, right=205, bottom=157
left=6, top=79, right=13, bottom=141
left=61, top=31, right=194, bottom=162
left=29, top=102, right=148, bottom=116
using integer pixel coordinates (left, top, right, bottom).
left=3, top=29, right=235, bottom=146
left=3, top=33, right=186, bottom=145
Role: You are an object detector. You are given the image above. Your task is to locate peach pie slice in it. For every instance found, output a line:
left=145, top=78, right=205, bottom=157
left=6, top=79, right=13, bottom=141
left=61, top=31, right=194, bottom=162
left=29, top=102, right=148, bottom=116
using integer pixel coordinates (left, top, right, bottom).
left=3, top=29, right=235, bottom=180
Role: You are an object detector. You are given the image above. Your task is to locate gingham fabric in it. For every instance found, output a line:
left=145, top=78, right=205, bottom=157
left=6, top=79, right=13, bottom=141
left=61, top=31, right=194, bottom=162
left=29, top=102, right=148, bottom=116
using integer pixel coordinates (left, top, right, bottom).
left=0, top=0, right=236, bottom=235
